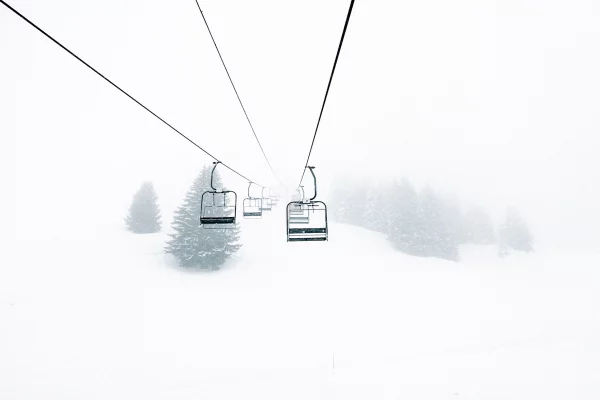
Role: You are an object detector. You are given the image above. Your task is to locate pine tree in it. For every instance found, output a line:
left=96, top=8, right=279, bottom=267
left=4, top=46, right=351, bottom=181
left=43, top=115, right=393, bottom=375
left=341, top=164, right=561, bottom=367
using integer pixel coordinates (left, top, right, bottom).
left=165, top=166, right=241, bottom=270
left=440, top=197, right=468, bottom=246
left=387, top=178, right=421, bottom=255
left=498, top=207, right=533, bottom=254
left=125, top=181, right=161, bottom=234
left=363, top=182, right=390, bottom=234
left=346, top=180, right=368, bottom=227
left=415, top=187, right=459, bottom=261
left=329, top=175, right=352, bottom=223
left=464, top=205, right=496, bottom=245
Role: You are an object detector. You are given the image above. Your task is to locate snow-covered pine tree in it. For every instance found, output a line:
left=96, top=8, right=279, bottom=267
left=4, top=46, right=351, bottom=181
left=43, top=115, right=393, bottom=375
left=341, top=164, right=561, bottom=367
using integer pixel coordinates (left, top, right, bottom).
left=329, top=175, right=352, bottom=223
left=363, top=185, right=378, bottom=230
left=165, top=165, right=241, bottom=270
left=387, top=178, right=421, bottom=255
left=440, top=197, right=468, bottom=246
left=498, top=207, right=533, bottom=254
left=363, top=182, right=390, bottom=234
left=125, top=181, right=161, bottom=234
left=416, top=187, right=459, bottom=261
left=464, top=205, right=496, bottom=245
left=346, top=179, right=368, bottom=227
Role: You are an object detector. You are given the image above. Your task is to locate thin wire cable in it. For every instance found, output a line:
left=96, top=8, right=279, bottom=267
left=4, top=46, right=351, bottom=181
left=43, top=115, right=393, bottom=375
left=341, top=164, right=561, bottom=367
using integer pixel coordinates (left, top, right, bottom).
left=193, top=1, right=281, bottom=185
left=0, top=0, right=261, bottom=186
left=297, top=0, right=355, bottom=188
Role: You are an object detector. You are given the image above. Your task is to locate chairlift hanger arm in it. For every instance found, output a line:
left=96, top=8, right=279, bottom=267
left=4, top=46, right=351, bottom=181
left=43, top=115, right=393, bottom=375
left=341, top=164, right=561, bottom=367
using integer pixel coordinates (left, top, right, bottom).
left=210, top=161, right=221, bottom=191
left=307, top=166, right=317, bottom=201
left=248, top=181, right=262, bottom=199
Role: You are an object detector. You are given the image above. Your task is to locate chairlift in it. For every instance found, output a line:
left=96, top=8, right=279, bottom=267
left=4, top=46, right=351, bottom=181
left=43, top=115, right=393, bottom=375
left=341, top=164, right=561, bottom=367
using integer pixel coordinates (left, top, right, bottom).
left=200, top=161, right=237, bottom=229
left=289, top=186, right=308, bottom=222
left=290, top=187, right=305, bottom=208
left=271, top=193, right=279, bottom=206
left=243, top=182, right=263, bottom=219
left=264, top=187, right=279, bottom=206
left=260, top=187, right=273, bottom=211
left=286, top=167, right=328, bottom=242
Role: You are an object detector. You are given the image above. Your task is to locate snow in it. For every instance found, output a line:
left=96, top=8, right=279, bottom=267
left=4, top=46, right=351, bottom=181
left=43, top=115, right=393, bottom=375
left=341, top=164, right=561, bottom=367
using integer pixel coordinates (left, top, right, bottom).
left=2, top=209, right=600, bottom=399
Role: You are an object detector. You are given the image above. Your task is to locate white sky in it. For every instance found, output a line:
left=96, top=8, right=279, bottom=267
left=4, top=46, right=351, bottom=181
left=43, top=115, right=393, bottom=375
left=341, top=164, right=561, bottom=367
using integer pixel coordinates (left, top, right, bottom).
left=3, top=0, right=600, bottom=249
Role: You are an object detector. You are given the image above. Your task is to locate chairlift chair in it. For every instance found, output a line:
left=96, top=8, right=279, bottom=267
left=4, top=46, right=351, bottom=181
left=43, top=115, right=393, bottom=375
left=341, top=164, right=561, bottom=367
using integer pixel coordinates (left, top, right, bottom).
left=289, top=187, right=306, bottom=214
left=288, top=187, right=309, bottom=222
left=260, top=197, right=273, bottom=211
left=286, top=167, right=328, bottom=242
left=266, top=188, right=279, bottom=206
left=243, top=182, right=263, bottom=219
left=259, top=187, right=273, bottom=211
left=200, top=162, right=237, bottom=229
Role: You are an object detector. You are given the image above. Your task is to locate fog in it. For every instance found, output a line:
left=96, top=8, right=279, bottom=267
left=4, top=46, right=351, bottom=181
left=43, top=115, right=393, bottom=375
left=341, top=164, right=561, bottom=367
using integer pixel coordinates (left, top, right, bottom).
left=3, top=0, right=600, bottom=250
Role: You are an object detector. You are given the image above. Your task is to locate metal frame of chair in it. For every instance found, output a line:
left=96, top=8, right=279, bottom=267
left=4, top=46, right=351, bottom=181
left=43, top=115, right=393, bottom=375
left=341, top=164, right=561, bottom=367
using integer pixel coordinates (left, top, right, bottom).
left=200, top=162, right=237, bottom=229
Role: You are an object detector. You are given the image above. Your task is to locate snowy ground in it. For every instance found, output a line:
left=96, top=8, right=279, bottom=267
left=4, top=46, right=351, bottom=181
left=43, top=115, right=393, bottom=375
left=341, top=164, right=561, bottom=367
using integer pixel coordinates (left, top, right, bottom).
left=2, top=207, right=600, bottom=399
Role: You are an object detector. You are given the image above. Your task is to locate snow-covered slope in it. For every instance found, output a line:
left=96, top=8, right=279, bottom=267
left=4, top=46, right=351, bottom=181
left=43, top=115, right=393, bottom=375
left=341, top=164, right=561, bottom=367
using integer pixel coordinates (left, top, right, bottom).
left=2, top=208, right=600, bottom=399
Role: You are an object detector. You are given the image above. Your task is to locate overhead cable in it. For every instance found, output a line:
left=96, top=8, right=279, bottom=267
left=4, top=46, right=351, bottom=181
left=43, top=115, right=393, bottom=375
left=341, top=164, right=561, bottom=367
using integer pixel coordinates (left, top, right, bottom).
left=297, top=0, right=356, bottom=188
left=0, top=0, right=262, bottom=186
left=193, top=1, right=281, bottom=185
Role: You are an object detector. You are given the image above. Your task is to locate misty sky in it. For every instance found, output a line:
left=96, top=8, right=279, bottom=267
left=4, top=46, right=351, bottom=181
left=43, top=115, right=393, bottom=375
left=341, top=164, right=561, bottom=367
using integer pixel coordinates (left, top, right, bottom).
left=3, top=0, right=599, bottom=249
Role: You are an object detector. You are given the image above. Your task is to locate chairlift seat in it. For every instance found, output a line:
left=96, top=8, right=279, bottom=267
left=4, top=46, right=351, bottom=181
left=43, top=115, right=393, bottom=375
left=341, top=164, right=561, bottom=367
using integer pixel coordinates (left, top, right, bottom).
left=200, top=216, right=235, bottom=224
left=288, top=227, right=327, bottom=241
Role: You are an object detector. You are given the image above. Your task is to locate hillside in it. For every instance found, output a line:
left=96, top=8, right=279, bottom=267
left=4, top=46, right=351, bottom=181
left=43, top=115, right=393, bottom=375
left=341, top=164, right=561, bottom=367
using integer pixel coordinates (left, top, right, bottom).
left=2, top=208, right=599, bottom=399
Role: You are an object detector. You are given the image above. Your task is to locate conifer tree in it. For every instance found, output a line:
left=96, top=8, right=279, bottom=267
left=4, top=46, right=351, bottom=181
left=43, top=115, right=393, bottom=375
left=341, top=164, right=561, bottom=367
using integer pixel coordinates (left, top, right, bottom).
left=363, top=183, right=391, bottom=233
left=125, top=181, right=161, bottom=234
left=464, top=205, right=496, bottom=245
left=498, top=207, right=533, bottom=254
left=329, top=175, right=352, bottom=223
left=346, top=181, right=368, bottom=227
left=388, top=178, right=421, bottom=255
left=440, top=197, right=468, bottom=246
left=415, top=187, right=459, bottom=261
left=165, top=166, right=241, bottom=270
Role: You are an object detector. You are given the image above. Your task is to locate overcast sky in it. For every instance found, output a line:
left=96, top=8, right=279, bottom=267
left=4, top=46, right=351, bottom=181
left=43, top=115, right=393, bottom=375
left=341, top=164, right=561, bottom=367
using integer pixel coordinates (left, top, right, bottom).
left=3, top=0, right=599, bottom=250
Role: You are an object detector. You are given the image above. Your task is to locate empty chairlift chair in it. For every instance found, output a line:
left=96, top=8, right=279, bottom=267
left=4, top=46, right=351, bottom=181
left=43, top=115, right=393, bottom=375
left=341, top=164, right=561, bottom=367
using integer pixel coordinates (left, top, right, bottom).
left=271, top=190, right=280, bottom=206
left=200, top=162, right=237, bottom=229
left=288, top=186, right=309, bottom=224
left=265, top=187, right=279, bottom=207
left=260, top=187, right=273, bottom=211
left=243, top=182, right=263, bottom=219
left=286, top=167, right=328, bottom=242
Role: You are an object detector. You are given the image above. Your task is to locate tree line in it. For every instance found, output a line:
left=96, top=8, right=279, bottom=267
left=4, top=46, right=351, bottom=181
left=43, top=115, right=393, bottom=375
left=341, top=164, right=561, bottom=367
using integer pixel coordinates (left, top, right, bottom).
left=329, top=175, right=533, bottom=261
left=122, top=169, right=534, bottom=268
